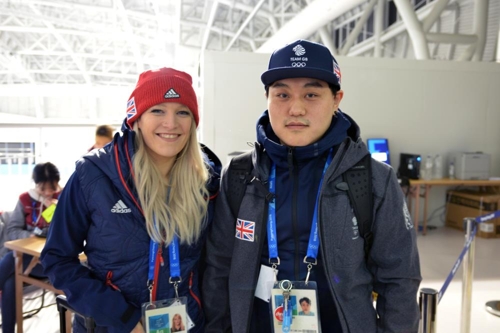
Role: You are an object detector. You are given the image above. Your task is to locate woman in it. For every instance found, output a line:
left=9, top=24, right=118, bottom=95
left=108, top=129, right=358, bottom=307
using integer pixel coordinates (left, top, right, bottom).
left=41, top=68, right=221, bottom=333
left=171, top=313, right=186, bottom=332
left=0, top=162, right=61, bottom=333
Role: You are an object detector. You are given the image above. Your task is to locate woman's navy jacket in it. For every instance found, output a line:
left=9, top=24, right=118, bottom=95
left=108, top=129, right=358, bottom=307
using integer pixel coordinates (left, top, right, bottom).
left=41, top=125, right=221, bottom=333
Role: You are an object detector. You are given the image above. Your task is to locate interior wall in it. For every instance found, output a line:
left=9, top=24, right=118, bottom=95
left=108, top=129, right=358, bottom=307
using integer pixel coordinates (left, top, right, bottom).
left=200, top=50, right=500, bottom=227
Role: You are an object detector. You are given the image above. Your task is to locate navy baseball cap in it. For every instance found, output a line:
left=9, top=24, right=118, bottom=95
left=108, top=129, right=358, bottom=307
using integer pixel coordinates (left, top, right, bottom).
left=261, top=39, right=341, bottom=88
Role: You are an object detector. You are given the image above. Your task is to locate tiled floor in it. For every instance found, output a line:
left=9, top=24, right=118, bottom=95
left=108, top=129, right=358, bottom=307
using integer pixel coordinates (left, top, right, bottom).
left=1, top=226, right=499, bottom=332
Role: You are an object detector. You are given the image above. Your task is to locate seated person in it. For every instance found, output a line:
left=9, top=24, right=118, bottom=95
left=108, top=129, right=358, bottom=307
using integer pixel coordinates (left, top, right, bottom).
left=0, top=162, right=61, bottom=333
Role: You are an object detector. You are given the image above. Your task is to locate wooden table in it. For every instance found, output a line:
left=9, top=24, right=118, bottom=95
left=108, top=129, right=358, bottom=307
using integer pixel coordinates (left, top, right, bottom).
left=4, top=237, right=85, bottom=333
left=408, top=178, right=500, bottom=235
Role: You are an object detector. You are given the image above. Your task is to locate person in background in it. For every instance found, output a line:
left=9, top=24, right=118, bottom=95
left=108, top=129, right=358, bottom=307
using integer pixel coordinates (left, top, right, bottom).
left=0, top=162, right=61, bottom=333
left=41, top=67, right=221, bottom=333
left=88, top=124, right=114, bottom=151
left=202, top=40, right=421, bottom=332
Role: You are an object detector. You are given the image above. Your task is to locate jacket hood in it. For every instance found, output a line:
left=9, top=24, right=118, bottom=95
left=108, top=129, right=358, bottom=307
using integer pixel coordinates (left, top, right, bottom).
left=256, top=109, right=359, bottom=168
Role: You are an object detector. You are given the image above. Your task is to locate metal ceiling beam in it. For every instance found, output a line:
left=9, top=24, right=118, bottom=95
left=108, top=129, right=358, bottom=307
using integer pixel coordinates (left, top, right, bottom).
left=426, top=33, right=478, bottom=44
left=28, top=3, right=92, bottom=83
left=374, top=0, right=384, bottom=57
left=114, top=0, right=144, bottom=73
left=393, top=0, right=429, bottom=60
left=472, top=0, right=488, bottom=61
left=304, top=0, right=336, bottom=58
left=339, top=0, right=378, bottom=56
left=201, top=0, right=219, bottom=52
left=422, top=0, right=450, bottom=32
left=256, top=0, right=366, bottom=53
left=348, top=3, right=435, bottom=56
left=224, top=0, right=266, bottom=51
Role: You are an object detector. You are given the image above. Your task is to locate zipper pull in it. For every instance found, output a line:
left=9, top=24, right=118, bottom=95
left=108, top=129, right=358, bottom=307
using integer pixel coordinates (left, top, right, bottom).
left=159, top=246, right=164, bottom=266
left=287, top=147, right=294, bottom=174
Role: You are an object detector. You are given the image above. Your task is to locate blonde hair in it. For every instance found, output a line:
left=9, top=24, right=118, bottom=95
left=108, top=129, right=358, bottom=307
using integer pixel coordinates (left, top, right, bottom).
left=132, top=121, right=209, bottom=245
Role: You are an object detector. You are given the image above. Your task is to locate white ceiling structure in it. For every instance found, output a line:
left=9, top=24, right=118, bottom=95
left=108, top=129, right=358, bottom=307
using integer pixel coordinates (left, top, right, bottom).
left=0, top=0, right=499, bottom=86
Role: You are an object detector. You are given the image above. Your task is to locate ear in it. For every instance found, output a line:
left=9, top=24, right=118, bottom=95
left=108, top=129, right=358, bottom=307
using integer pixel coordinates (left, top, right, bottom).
left=334, top=90, right=344, bottom=109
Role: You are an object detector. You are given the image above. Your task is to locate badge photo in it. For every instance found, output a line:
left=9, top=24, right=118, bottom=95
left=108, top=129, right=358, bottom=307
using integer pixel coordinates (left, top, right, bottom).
left=270, top=282, right=321, bottom=333
left=142, top=297, right=192, bottom=332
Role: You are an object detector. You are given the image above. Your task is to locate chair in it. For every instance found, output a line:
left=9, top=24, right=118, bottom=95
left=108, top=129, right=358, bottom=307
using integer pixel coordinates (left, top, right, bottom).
left=56, top=295, right=96, bottom=333
left=21, top=285, right=47, bottom=318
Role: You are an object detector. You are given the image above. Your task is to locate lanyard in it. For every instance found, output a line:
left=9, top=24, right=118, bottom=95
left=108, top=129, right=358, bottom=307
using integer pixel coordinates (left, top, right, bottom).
left=147, top=218, right=182, bottom=302
left=267, top=148, right=333, bottom=283
left=31, top=200, right=38, bottom=224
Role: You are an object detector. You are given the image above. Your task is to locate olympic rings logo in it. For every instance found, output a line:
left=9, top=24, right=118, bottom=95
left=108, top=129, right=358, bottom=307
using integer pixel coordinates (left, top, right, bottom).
left=291, top=62, right=306, bottom=67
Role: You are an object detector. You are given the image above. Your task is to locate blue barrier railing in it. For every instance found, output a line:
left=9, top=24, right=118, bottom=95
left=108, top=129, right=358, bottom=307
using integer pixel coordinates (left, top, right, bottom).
left=438, top=210, right=500, bottom=303
left=419, top=210, right=500, bottom=333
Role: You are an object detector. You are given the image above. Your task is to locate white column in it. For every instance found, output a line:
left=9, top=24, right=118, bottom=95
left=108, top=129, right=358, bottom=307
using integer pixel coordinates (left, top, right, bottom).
left=472, top=0, right=489, bottom=61
left=393, top=0, right=430, bottom=60
left=374, top=0, right=384, bottom=57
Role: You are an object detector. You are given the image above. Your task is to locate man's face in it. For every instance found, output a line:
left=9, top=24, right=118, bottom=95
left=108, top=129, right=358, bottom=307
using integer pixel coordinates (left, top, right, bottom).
left=94, top=135, right=111, bottom=149
left=267, top=77, right=343, bottom=147
left=300, top=300, right=311, bottom=313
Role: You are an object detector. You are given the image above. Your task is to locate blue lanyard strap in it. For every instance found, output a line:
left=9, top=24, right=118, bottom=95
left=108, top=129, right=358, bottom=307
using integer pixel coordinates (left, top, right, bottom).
left=148, top=240, right=159, bottom=281
left=267, top=148, right=334, bottom=269
left=168, top=236, right=181, bottom=282
left=148, top=214, right=183, bottom=300
left=267, top=164, right=279, bottom=264
left=31, top=200, right=38, bottom=225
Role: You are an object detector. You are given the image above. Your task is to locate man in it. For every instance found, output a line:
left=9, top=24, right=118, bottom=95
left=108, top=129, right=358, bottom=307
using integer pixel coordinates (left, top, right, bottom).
left=203, top=39, right=421, bottom=332
left=88, top=124, right=114, bottom=151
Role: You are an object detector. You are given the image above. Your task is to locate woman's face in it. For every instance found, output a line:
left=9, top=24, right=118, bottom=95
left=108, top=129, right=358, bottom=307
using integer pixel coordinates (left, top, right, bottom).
left=137, top=102, right=193, bottom=170
left=173, top=315, right=181, bottom=327
left=35, top=181, right=58, bottom=199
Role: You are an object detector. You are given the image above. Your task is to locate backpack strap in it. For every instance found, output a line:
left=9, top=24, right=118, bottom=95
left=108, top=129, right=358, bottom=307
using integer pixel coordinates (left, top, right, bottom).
left=227, top=151, right=275, bottom=218
left=342, top=153, right=373, bottom=259
left=227, top=151, right=254, bottom=217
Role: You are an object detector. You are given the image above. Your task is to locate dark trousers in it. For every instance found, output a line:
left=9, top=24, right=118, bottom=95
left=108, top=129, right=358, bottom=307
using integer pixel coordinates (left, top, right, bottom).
left=0, top=251, right=45, bottom=333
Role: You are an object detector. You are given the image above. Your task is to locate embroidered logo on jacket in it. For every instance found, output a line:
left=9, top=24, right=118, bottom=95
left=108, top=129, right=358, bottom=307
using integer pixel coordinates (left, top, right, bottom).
left=351, top=213, right=360, bottom=240
left=235, top=218, right=255, bottom=242
left=403, top=202, right=413, bottom=230
left=111, top=200, right=132, bottom=213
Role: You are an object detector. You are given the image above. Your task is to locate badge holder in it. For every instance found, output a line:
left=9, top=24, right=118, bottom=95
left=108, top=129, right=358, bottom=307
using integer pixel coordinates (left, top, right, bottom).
left=269, top=280, right=322, bottom=333
left=142, top=278, right=195, bottom=332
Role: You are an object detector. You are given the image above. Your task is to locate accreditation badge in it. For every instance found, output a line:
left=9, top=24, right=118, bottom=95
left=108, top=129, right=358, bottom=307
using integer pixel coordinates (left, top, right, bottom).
left=269, top=281, right=321, bottom=333
left=142, top=297, right=194, bottom=332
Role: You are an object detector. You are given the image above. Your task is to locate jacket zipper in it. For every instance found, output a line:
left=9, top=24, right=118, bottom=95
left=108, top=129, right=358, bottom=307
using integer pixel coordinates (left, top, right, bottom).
left=319, top=142, right=350, bottom=330
left=288, top=148, right=300, bottom=280
left=245, top=179, right=270, bottom=332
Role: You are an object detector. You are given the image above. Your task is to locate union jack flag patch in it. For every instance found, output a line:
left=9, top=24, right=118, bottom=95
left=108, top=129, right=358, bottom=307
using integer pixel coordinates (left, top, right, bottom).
left=333, top=62, right=342, bottom=84
left=126, top=97, right=137, bottom=120
left=235, top=218, right=255, bottom=242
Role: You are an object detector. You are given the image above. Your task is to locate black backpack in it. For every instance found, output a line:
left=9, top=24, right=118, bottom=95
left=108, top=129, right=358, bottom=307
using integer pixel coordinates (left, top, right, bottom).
left=227, top=151, right=374, bottom=259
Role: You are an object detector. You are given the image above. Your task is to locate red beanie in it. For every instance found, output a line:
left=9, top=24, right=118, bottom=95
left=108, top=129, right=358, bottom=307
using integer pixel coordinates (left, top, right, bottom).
left=126, top=68, right=199, bottom=127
